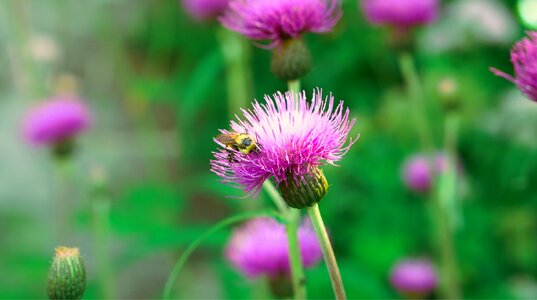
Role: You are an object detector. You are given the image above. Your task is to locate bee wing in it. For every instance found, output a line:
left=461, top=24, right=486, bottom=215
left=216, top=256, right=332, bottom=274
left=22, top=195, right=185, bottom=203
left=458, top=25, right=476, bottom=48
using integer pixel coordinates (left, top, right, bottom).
left=215, top=133, right=237, bottom=145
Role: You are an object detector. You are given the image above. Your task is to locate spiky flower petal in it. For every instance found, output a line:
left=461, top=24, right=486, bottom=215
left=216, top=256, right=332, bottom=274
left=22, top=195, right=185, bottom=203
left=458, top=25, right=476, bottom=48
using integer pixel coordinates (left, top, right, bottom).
left=220, top=0, right=341, bottom=47
left=210, top=89, right=357, bottom=197
left=491, top=31, right=537, bottom=102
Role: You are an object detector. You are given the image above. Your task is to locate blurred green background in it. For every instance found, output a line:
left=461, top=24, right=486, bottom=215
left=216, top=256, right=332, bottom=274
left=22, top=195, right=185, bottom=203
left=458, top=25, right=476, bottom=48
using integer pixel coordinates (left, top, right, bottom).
left=1, top=0, right=537, bottom=298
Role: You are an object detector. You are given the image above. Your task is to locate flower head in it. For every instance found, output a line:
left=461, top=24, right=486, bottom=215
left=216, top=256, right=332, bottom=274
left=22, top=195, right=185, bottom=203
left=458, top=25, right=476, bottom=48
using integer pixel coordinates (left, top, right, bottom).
left=225, top=217, right=322, bottom=278
left=491, top=31, right=537, bottom=102
left=402, top=153, right=450, bottom=193
left=220, top=0, right=341, bottom=47
left=181, top=0, right=230, bottom=20
left=23, top=95, right=92, bottom=146
left=360, top=0, right=439, bottom=28
left=210, top=90, right=356, bottom=203
left=390, top=258, right=438, bottom=296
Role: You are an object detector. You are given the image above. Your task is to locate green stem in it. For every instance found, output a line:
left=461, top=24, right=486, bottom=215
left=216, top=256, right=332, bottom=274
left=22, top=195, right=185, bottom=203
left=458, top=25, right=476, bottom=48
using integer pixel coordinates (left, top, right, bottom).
left=399, top=53, right=461, bottom=299
left=263, top=181, right=288, bottom=214
left=92, top=187, right=114, bottom=299
left=162, top=211, right=275, bottom=299
left=262, top=180, right=306, bottom=300
left=398, top=52, right=434, bottom=152
left=286, top=209, right=306, bottom=300
left=435, top=112, right=462, bottom=299
left=288, top=80, right=301, bottom=96
left=53, top=157, right=75, bottom=245
left=218, top=29, right=252, bottom=117
left=307, top=204, right=346, bottom=300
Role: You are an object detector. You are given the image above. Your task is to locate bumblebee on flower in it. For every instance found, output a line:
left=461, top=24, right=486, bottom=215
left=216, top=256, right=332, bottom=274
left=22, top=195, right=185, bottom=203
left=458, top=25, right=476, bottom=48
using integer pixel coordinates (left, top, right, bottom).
left=211, top=89, right=357, bottom=208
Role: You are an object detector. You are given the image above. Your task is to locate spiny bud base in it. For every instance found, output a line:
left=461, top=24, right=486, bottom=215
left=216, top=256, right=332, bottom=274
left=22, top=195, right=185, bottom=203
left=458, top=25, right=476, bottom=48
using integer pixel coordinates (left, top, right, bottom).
left=271, top=38, right=312, bottom=81
left=48, top=247, right=86, bottom=300
left=279, top=167, right=328, bottom=209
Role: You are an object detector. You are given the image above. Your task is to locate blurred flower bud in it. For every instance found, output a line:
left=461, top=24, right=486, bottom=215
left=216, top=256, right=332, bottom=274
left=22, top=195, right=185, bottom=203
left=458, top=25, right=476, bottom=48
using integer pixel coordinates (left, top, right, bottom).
left=402, top=153, right=458, bottom=193
left=23, top=94, right=92, bottom=158
left=390, top=258, right=438, bottom=298
left=48, top=247, right=86, bottom=300
left=27, top=34, right=59, bottom=63
left=271, top=38, right=312, bottom=81
left=437, top=77, right=460, bottom=112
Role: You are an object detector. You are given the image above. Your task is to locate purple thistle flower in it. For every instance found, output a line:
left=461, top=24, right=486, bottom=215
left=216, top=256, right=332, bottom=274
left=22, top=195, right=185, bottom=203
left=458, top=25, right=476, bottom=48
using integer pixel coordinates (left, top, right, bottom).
left=220, top=0, right=341, bottom=47
left=491, top=31, right=537, bottom=102
left=23, top=95, right=92, bottom=146
left=225, top=217, right=322, bottom=278
left=360, top=0, right=439, bottom=29
left=390, top=258, right=438, bottom=296
left=210, top=89, right=357, bottom=199
left=181, top=0, right=230, bottom=21
left=402, top=153, right=450, bottom=193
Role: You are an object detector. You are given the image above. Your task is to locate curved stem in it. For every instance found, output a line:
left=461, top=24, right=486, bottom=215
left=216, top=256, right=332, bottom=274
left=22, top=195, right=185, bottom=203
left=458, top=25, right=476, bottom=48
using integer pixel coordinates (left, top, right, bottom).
left=263, top=181, right=288, bottom=214
left=162, top=211, right=275, bottom=299
left=307, top=204, right=346, bottom=300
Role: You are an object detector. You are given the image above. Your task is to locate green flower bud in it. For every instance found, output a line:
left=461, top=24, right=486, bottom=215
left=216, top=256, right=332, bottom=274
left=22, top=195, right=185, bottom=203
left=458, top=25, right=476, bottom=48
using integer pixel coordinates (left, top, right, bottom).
left=48, top=247, right=86, bottom=300
left=279, top=167, right=328, bottom=209
left=271, top=38, right=312, bottom=81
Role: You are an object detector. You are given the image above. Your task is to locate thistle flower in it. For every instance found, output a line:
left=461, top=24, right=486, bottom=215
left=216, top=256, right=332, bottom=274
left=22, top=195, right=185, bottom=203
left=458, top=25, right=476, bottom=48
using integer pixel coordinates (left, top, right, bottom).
left=48, top=247, right=86, bottom=300
left=220, top=0, right=340, bottom=47
left=360, top=0, right=439, bottom=29
left=226, top=217, right=322, bottom=279
left=220, top=0, right=341, bottom=80
left=491, top=31, right=537, bottom=102
left=210, top=89, right=356, bottom=208
left=23, top=95, right=92, bottom=155
left=389, top=258, right=438, bottom=297
left=181, top=0, right=230, bottom=20
left=402, top=153, right=450, bottom=193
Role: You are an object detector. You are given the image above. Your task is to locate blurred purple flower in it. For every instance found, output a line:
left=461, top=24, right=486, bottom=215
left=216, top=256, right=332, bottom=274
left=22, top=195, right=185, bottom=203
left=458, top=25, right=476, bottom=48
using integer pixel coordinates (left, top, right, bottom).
left=402, top=153, right=450, bottom=193
left=181, top=0, right=230, bottom=20
left=390, top=258, right=438, bottom=295
left=225, top=217, right=322, bottom=278
left=491, top=31, right=537, bottom=102
left=360, top=0, right=439, bottom=28
left=220, top=0, right=341, bottom=47
left=23, top=95, right=92, bottom=146
left=210, top=89, right=357, bottom=196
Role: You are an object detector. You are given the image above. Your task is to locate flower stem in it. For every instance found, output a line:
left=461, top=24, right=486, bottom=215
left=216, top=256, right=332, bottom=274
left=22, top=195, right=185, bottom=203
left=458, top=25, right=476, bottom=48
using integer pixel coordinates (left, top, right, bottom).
left=263, top=180, right=306, bottom=300
left=286, top=209, right=306, bottom=300
left=263, top=181, right=288, bottom=214
left=91, top=170, right=115, bottom=299
left=435, top=112, right=462, bottom=299
left=307, top=203, right=346, bottom=299
left=162, top=211, right=275, bottom=299
left=218, top=28, right=252, bottom=117
left=398, top=52, right=461, bottom=299
left=398, top=52, right=434, bottom=152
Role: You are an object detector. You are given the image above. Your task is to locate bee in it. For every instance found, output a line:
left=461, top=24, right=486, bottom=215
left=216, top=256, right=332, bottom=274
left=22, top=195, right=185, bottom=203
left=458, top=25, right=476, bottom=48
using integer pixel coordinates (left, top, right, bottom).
left=216, top=132, right=258, bottom=162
